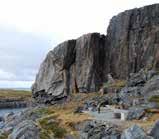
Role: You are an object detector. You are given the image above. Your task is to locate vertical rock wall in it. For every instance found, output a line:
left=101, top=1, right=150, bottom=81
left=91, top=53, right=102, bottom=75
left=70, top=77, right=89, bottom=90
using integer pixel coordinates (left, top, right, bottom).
left=32, top=4, right=159, bottom=103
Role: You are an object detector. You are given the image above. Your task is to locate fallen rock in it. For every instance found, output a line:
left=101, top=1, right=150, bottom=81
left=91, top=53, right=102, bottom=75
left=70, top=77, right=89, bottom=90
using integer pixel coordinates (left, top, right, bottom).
left=142, top=75, right=159, bottom=98
left=127, top=69, right=146, bottom=87
left=8, top=120, right=40, bottom=139
left=121, top=125, right=153, bottom=139
left=149, top=120, right=159, bottom=139
left=127, top=108, right=145, bottom=120
left=4, top=112, right=14, bottom=122
left=82, top=121, right=121, bottom=139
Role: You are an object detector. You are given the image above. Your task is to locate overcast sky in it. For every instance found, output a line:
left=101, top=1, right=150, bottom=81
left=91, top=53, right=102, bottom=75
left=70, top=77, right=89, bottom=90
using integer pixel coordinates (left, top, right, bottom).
left=0, top=0, right=158, bottom=88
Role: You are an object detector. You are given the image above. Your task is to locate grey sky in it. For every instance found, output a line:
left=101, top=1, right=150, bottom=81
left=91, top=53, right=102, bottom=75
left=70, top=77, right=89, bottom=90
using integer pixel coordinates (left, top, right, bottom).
left=0, top=27, right=56, bottom=88
left=0, top=0, right=158, bottom=88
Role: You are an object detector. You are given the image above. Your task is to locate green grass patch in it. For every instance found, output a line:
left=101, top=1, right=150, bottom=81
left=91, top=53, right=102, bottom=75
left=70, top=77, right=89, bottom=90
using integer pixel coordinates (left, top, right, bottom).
left=39, top=115, right=67, bottom=138
left=32, top=107, right=55, bottom=116
left=149, top=95, right=159, bottom=103
left=0, top=133, right=9, bottom=139
left=104, top=80, right=126, bottom=89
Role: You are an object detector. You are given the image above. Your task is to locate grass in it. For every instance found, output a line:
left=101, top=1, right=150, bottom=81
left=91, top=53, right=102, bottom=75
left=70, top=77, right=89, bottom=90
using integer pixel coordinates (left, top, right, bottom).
left=0, top=133, right=9, bottom=139
left=149, top=95, right=159, bottom=104
left=104, top=80, right=126, bottom=89
left=0, top=89, right=31, bottom=100
left=36, top=93, right=96, bottom=138
left=39, top=115, right=67, bottom=138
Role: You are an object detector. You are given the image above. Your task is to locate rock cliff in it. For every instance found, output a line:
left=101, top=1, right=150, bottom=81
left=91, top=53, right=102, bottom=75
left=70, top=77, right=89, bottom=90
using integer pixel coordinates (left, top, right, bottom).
left=32, top=33, right=108, bottom=103
left=108, top=4, right=159, bottom=78
left=32, top=4, right=159, bottom=103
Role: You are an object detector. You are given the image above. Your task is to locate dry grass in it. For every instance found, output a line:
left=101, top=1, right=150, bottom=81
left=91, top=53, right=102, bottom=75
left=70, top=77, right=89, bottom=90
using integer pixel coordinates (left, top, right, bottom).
left=104, top=80, right=126, bottom=89
left=37, top=93, right=97, bottom=138
left=0, top=89, right=31, bottom=100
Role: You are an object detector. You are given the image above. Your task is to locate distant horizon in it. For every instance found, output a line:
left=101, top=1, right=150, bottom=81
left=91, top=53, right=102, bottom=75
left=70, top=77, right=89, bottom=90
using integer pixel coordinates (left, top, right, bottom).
left=0, top=87, right=31, bottom=91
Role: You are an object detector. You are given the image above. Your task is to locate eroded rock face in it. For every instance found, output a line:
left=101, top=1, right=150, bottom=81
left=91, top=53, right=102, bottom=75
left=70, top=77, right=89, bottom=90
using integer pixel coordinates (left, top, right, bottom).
left=33, top=4, right=159, bottom=103
left=32, top=40, right=76, bottom=103
left=142, top=75, right=159, bottom=98
left=107, top=4, right=159, bottom=79
left=32, top=33, right=107, bottom=103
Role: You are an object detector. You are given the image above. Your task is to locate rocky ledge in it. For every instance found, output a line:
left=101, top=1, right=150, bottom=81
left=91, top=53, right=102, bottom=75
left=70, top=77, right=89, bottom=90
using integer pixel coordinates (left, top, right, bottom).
left=0, top=98, right=32, bottom=109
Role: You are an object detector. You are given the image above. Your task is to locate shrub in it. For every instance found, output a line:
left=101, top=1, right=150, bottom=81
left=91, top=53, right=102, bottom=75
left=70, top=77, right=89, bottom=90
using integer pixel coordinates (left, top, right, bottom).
left=149, top=95, right=159, bottom=103
left=103, top=80, right=126, bottom=89
left=39, top=116, right=67, bottom=138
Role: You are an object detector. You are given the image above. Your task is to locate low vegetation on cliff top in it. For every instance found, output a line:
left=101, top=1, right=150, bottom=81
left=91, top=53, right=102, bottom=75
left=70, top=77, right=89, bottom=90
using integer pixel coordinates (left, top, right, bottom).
left=0, top=89, right=31, bottom=100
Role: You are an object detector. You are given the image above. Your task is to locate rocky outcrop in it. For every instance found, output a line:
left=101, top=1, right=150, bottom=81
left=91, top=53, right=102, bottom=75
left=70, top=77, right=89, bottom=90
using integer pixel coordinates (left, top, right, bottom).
left=33, top=4, right=159, bottom=103
left=121, top=125, right=153, bottom=139
left=142, top=75, right=159, bottom=98
left=108, top=4, right=159, bottom=79
left=8, top=120, right=40, bottom=139
left=32, top=33, right=107, bottom=103
left=149, top=120, right=159, bottom=139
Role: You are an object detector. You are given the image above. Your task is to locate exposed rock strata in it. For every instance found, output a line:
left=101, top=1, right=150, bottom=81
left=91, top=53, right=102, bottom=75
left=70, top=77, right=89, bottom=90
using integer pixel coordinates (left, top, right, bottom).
left=107, top=4, right=159, bottom=78
left=33, top=4, right=159, bottom=103
left=32, top=33, right=107, bottom=103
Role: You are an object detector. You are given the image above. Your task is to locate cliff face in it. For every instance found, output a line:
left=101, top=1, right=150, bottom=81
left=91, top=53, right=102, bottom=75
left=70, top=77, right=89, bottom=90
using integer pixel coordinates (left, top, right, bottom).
left=32, top=4, right=159, bottom=103
left=108, top=4, right=159, bottom=79
left=32, top=33, right=108, bottom=103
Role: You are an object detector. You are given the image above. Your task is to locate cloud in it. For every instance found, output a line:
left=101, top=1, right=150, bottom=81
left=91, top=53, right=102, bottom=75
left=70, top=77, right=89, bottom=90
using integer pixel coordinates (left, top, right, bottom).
left=0, top=69, right=16, bottom=80
left=0, top=27, right=60, bottom=88
left=0, top=80, right=33, bottom=88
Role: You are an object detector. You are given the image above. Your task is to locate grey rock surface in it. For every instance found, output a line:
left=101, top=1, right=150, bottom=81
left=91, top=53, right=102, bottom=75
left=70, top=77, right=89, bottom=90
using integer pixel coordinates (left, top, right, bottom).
left=33, top=4, right=159, bottom=103
left=81, top=121, right=121, bottom=139
left=33, top=33, right=107, bottom=103
left=142, top=75, right=159, bottom=98
left=8, top=120, right=40, bottom=139
left=121, top=125, right=153, bottom=139
left=149, top=120, right=159, bottom=139
left=107, top=4, right=159, bottom=79
left=127, top=108, right=145, bottom=120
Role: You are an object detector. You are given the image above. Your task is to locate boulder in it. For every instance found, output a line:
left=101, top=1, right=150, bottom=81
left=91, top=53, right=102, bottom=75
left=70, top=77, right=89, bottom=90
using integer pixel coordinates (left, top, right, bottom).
left=4, top=112, right=14, bottom=122
left=149, top=120, right=159, bottom=139
left=82, top=121, right=121, bottom=139
left=8, top=120, right=40, bottom=139
left=127, top=69, right=146, bottom=87
left=142, top=75, right=159, bottom=97
left=127, top=108, right=145, bottom=120
left=121, top=125, right=153, bottom=139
